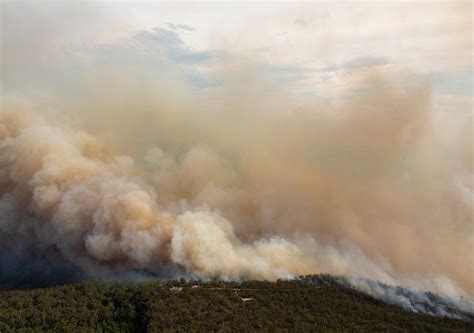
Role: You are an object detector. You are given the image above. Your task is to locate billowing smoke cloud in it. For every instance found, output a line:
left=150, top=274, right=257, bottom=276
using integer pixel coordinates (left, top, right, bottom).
left=0, top=0, right=472, bottom=317
left=1, top=73, right=472, bottom=295
left=0, top=107, right=317, bottom=283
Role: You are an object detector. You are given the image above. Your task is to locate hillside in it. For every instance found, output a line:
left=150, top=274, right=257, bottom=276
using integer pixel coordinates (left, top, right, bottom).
left=0, top=276, right=472, bottom=332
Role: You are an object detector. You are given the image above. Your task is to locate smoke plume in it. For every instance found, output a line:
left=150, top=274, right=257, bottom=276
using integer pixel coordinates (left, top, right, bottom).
left=1, top=71, right=472, bottom=293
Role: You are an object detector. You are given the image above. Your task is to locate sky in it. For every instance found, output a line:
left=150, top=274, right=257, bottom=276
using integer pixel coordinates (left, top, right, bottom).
left=1, top=1, right=472, bottom=109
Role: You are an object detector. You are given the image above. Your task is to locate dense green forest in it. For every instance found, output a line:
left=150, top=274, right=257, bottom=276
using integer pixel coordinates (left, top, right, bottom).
left=0, top=276, right=472, bottom=332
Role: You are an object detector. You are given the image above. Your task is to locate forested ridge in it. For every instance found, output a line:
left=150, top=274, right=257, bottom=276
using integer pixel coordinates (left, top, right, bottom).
left=0, top=275, right=472, bottom=332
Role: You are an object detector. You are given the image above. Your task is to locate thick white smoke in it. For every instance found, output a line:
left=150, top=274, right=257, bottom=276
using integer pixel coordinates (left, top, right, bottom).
left=1, top=81, right=472, bottom=299
left=0, top=108, right=317, bottom=282
left=171, top=211, right=315, bottom=280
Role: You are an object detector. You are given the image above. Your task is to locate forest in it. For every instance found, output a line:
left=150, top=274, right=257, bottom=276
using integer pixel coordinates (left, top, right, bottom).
left=0, top=275, right=472, bottom=332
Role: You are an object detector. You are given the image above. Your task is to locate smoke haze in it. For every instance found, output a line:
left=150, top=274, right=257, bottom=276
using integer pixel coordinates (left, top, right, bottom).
left=0, top=0, right=472, bottom=313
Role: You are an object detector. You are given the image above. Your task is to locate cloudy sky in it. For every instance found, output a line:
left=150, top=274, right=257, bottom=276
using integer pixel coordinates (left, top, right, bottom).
left=1, top=1, right=472, bottom=112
